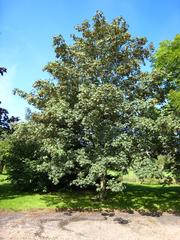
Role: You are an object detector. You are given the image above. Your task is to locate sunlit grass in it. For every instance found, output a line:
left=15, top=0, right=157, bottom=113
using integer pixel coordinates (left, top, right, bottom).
left=0, top=174, right=179, bottom=212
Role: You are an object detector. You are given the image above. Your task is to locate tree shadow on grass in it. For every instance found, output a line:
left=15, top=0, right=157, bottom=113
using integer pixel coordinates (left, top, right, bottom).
left=1, top=174, right=179, bottom=213
left=0, top=175, right=36, bottom=200
left=40, top=184, right=180, bottom=213
left=0, top=181, right=32, bottom=200
left=114, top=184, right=180, bottom=212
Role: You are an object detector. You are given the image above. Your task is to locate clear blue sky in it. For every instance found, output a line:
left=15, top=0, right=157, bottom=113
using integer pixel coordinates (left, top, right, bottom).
left=0, top=0, right=180, bottom=119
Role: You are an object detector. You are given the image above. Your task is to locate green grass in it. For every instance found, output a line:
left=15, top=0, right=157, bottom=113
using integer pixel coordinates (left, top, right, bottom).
left=0, top=174, right=179, bottom=212
left=108, top=169, right=171, bottom=184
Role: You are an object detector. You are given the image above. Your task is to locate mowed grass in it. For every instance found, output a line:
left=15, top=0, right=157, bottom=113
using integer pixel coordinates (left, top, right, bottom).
left=0, top=174, right=48, bottom=210
left=0, top=174, right=179, bottom=212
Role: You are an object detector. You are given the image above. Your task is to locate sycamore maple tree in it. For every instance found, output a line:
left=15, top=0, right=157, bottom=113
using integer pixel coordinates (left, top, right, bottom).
left=7, top=12, right=179, bottom=195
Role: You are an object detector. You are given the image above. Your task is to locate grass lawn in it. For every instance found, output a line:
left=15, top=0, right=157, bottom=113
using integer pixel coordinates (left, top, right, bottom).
left=0, top=173, right=179, bottom=212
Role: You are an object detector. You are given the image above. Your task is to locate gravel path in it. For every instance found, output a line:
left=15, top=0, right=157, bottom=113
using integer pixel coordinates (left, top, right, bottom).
left=0, top=210, right=179, bottom=240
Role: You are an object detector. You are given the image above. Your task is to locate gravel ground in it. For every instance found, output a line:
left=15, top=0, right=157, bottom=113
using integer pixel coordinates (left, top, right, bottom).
left=0, top=210, right=179, bottom=240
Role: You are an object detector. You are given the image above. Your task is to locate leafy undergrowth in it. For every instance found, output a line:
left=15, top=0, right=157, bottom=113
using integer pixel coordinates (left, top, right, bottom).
left=0, top=174, right=179, bottom=212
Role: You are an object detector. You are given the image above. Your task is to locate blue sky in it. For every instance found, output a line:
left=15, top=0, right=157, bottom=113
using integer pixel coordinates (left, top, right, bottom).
left=0, top=0, right=180, bottom=119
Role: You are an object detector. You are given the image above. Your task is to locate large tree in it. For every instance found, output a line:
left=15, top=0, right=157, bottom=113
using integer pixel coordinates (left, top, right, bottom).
left=10, top=11, right=176, bottom=194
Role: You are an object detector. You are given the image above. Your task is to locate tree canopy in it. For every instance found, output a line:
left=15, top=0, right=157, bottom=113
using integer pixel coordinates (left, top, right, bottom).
left=6, top=12, right=180, bottom=195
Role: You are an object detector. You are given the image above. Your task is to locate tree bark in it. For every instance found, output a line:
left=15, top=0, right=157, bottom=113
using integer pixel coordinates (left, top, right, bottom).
left=100, top=175, right=106, bottom=200
left=0, top=162, right=4, bottom=173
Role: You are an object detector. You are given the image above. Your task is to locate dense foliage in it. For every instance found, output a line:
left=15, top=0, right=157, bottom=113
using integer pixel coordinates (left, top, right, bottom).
left=153, top=34, right=180, bottom=113
left=0, top=67, right=19, bottom=173
left=152, top=34, right=180, bottom=180
left=5, top=12, right=180, bottom=195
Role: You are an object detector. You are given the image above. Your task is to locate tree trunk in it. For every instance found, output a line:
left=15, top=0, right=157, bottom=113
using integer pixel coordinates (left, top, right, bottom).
left=100, top=175, right=106, bottom=200
left=0, top=162, right=4, bottom=173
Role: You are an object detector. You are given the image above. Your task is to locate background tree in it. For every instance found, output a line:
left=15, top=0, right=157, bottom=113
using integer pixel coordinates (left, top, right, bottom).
left=0, top=66, right=19, bottom=173
left=0, top=66, right=19, bottom=134
left=6, top=122, right=53, bottom=190
left=152, top=34, right=180, bottom=113
left=151, top=35, right=180, bottom=181
left=0, top=67, right=7, bottom=76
